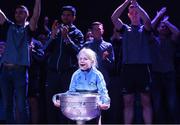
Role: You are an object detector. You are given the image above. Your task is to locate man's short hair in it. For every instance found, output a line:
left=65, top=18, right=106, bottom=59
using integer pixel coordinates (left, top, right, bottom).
left=61, top=5, right=76, bottom=16
left=16, top=5, right=29, bottom=16
left=91, top=21, right=103, bottom=29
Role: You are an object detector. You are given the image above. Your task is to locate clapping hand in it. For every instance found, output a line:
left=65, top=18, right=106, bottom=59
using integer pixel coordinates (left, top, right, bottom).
left=161, top=15, right=169, bottom=23
left=156, top=7, right=166, bottom=17
left=131, top=0, right=138, bottom=6
left=51, top=20, right=60, bottom=39
left=60, top=25, right=69, bottom=39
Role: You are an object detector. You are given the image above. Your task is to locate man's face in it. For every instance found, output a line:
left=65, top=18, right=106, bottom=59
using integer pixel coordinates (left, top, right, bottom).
left=92, top=24, right=104, bottom=39
left=61, top=11, right=75, bottom=25
left=15, top=8, right=28, bottom=23
left=157, top=22, right=170, bottom=35
left=128, top=7, right=140, bottom=24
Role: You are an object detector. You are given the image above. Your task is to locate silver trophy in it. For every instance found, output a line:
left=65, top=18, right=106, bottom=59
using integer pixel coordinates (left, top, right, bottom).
left=52, top=92, right=101, bottom=125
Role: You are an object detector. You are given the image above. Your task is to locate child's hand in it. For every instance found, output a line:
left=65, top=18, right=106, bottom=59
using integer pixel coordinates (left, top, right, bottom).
left=52, top=94, right=61, bottom=108
left=53, top=100, right=61, bottom=108
left=98, top=103, right=110, bottom=110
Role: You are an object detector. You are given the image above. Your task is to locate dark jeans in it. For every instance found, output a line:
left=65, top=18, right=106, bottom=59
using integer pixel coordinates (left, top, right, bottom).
left=151, top=71, right=178, bottom=123
left=0, top=65, right=29, bottom=123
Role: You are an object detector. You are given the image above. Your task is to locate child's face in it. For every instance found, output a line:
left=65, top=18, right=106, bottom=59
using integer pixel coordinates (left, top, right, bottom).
left=78, top=53, right=93, bottom=70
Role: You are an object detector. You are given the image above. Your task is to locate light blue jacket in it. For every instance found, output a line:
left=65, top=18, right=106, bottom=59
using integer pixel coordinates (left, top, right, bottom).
left=68, top=67, right=110, bottom=105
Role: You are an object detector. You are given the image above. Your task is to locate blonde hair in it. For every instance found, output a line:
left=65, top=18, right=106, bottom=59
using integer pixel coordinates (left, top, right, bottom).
left=77, top=48, right=98, bottom=68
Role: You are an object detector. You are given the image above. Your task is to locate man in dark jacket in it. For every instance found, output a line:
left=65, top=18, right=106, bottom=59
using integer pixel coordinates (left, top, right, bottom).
left=44, top=5, right=84, bottom=123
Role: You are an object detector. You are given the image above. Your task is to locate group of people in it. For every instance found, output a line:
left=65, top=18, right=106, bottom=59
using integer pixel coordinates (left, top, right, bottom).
left=0, top=0, right=179, bottom=124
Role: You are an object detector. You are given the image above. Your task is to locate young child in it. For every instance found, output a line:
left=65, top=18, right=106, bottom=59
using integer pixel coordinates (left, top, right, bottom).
left=53, top=48, right=110, bottom=110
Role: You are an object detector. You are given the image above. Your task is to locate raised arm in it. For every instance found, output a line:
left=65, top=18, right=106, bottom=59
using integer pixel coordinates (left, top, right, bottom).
left=29, top=0, right=41, bottom=31
left=162, top=16, right=180, bottom=41
left=151, top=7, right=166, bottom=30
left=111, top=0, right=131, bottom=30
left=44, top=16, right=51, bottom=34
left=0, top=9, right=8, bottom=25
left=132, top=0, right=151, bottom=31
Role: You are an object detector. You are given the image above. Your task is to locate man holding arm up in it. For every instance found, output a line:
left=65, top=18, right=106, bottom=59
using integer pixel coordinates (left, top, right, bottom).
left=0, top=0, right=41, bottom=123
left=111, top=0, right=152, bottom=124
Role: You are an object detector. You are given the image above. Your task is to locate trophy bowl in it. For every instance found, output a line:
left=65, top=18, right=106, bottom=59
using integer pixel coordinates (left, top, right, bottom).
left=52, top=92, right=101, bottom=121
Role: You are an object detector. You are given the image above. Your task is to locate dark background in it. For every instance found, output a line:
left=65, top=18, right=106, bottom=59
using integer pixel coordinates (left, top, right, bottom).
left=0, top=0, right=179, bottom=40
left=0, top=0, right=180, bottom=123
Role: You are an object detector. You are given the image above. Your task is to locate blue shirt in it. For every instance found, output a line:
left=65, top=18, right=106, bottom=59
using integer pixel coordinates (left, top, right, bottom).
left=121, top=24, right=152, bottom=64
left=151, top=37, right=176, bottom=72
left=1, top=21, right=32, bottom=66
left=68, top=67, right=110, bottom=104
